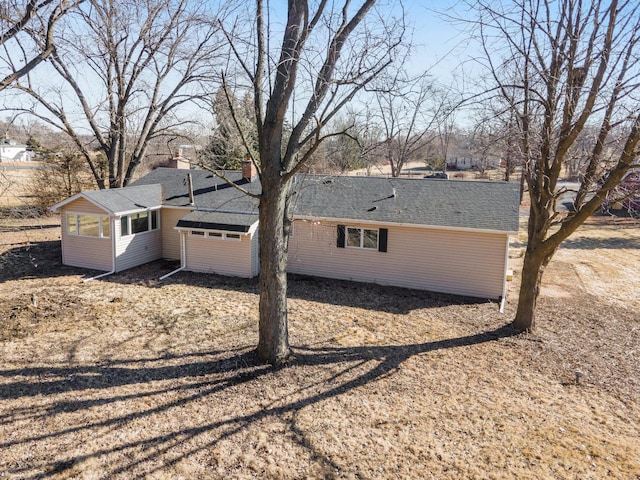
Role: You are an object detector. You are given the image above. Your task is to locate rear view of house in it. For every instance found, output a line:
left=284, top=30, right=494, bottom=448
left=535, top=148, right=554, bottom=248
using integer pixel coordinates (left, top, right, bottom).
left=52, top=168, right=520, bottom=303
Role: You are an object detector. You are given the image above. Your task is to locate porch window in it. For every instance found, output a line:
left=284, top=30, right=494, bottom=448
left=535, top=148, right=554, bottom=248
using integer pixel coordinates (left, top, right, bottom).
left=120, top=216, right=129, bottom=236
left=120, top=210, right=159, bottom=236
left=66, top=213, right=110, bottom=238
left=131, top=212, right=149, bottom=234
left=67, top=214, right=77, bottom=234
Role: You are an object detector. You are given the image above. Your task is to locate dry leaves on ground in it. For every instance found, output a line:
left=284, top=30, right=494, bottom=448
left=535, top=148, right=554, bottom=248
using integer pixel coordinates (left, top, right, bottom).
left=0, top=214, right=639, bottom=479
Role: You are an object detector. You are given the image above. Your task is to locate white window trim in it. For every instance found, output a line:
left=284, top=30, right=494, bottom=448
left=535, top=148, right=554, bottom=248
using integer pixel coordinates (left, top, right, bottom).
left=346, top=226, right=379, bottom=250
left=120, top=210, right=160, bottom=237
left=188, top=229, right=242, bottom=241
left=66, top=212, right=111, bottom=239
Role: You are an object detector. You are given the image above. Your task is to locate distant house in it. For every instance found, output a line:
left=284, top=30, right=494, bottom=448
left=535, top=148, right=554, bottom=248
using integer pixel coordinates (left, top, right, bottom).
left=0, top=138, right=32, bottom=162
left=446, top=157, right=474, bottom=170
left=51, top=162, right=520, bottom=306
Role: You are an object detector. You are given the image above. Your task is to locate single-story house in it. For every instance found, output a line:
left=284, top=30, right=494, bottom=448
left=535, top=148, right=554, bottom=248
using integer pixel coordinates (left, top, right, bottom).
left=0, top=138, right=33, bottom=162
left=51, top=162, right=520, bottom=306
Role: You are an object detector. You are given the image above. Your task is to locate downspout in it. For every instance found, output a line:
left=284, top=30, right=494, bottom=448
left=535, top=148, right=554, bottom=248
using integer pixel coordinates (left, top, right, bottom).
left=84, top=216, right=117, bottom=283
left=499, top=233, right=510, bottom=313
left=159, top=230, right=186, bottom=280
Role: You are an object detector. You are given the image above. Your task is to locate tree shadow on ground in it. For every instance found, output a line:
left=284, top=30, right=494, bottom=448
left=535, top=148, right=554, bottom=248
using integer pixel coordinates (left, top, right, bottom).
left=132, top=266, right=488, bottom=314
left=0, top=324, right=518, bottom=478
left=0, top=240, right=485, bottom=314
left=0, top=241, right=85, bottom=282
left=557, top=236, right=640, bottom=250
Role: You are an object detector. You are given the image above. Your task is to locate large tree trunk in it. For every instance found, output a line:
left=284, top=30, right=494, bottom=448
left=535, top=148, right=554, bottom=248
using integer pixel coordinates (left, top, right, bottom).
left=256, top=181, right=293, bottom=364
left=512, top=244, right=550, bottom=332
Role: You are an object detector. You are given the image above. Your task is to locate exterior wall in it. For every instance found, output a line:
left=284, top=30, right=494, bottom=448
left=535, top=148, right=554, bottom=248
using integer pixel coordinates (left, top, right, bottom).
left=63, top=198, right=107, bottom=215
left=60, top=200, right=112, bottom=271
left=114, top=214, right=162, bottom=272
left=0, top=145, right=32, bottom=162
left=184, top=232, right=256, bottom=278
left=161, top=208, right=191, bottom=260
left=288, top=220, right=509, bottom=299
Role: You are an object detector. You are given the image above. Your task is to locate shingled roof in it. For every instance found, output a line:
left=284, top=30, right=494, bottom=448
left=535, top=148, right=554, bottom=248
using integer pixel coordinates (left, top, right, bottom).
left=130, top=167, right=260, bottom=213
left=57, top=167, right=519, bottom=233
left=290, top=175, right=520, bottom=232
left=176, top=211, right=259, bottom=232
left=50, top=184, right=162, bottom=214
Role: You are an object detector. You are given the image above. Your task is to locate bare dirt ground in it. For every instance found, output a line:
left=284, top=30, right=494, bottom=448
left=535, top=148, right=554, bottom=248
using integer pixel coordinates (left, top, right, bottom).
left=0, top=211, right=639, bottom=479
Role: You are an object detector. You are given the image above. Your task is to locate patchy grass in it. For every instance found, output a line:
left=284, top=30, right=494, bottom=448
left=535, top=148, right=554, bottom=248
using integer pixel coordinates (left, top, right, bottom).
left=0, top=214, right=639, bottom=479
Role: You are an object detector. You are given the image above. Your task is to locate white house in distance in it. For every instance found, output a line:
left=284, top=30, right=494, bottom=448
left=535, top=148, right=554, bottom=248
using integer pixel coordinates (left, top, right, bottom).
left=51, top=162, right=521, bottom=308
left=0, top=138, right=32, bottom=162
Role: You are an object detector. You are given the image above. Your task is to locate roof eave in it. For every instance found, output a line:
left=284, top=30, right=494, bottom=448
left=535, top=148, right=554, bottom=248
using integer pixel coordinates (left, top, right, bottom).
left=292, top=214, right=518, bottom=235
left=49, top=192, right=113, bottom=214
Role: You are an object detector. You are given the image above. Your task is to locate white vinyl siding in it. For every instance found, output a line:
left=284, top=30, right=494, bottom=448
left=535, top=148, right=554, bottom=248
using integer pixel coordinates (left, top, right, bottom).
left=60, top=200, right=112, bottom=271
left=288, top=220, right=509, bottom=300
left=114, top=214, right=162, bottom=272
left=161, top=208, right=191, bottom=260
left=184, top=231, right=256, bottom=278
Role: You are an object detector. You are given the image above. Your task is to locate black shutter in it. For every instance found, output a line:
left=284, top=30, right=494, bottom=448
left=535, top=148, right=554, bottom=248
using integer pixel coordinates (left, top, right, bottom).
left=378, top=228, right=388, bottom=252
left=337, top=225, right=345, bottom=248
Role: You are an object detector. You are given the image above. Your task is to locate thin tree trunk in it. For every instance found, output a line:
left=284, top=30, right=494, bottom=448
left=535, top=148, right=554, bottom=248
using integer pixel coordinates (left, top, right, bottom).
left=256, top=182, right=292, bottom=364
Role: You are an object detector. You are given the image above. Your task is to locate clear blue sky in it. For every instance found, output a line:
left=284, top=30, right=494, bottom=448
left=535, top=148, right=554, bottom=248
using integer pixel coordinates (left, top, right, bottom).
left=403, top=0, right=480, bottom=87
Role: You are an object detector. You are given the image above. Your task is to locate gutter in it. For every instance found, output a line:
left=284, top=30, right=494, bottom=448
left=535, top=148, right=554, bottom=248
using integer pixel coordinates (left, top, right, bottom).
left=159, top=230, right=187, bottom=280
left=293, top=215, right=518, bottom=236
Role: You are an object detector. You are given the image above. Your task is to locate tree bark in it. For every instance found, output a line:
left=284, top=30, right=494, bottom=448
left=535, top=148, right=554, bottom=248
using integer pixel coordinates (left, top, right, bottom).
left=512, top=245, right=549, bottom=331
left=256, top=180, right=292, bottom=364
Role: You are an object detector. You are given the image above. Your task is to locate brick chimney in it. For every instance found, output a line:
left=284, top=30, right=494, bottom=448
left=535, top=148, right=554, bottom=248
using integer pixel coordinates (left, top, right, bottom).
left=168, top=148, right=190, bottom=169
left=241, top=155, right=256, bottom=181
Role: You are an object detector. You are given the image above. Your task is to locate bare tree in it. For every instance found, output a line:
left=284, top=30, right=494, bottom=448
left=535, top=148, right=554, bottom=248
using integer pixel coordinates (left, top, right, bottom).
left=0, top=0, right=83, bottom=90
left=29, top=151, right=96, bottom=209
left=468, top=111, right=523, bottom=181
left=9, top=0, right=225, bottom=189
left=369, top=75, right=437, bottom=176
left=475, top=0, right=640, bottom=331
left=220, top=1, right=405, bottom=363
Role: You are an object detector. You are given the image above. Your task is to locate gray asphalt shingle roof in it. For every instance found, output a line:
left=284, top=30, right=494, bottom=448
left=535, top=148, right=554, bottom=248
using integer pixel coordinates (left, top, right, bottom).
left=176, top=211, right=259, bottom=232
left=130, top=168, right=260, bottom=213
left=99, top=168, right=519, bottom=232
left=290, top=175, right=520, bottom=232
left=81, top=184, right=162, bottom=213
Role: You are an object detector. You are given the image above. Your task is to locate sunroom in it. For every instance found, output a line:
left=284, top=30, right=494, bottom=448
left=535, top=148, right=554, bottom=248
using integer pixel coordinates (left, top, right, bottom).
left=50, top=184, right=163, bottom=274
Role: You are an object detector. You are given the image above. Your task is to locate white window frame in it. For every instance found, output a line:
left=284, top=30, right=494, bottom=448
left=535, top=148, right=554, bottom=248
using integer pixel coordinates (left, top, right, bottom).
left=190, top=230, right=243, bottom=241
left=346, top=226, right=378, bottom=250
left=120, top=210, right=160, bottom=237
left=66, top=212, right=111, bottom=239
